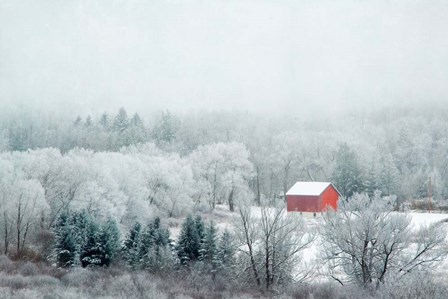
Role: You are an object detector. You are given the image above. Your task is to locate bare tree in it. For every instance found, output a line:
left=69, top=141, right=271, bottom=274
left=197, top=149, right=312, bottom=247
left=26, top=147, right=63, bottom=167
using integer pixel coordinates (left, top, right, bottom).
left=320, top=193, right=448, bottom=288
left=234, top=200, right=315, bottom=290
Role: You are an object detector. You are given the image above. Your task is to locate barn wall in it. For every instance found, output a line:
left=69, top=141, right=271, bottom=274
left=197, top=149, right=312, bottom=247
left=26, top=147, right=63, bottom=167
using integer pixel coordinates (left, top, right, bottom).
left=321, top=186, right=339, bottom=211
left=287, top=195, right=319, bottom=212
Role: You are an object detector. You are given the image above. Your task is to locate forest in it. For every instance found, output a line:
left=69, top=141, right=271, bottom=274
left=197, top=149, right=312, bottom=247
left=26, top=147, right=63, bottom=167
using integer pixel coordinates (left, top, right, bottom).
left=0, top=106, right=448, bottom=298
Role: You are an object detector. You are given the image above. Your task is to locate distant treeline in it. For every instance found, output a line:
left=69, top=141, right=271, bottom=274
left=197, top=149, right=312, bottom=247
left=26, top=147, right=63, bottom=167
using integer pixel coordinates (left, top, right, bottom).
left=1, top=106, right=448, bottom=203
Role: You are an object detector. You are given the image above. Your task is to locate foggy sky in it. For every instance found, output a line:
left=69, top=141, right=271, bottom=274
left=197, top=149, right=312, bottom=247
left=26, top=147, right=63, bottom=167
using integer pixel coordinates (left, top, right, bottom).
left=1, top=0, right=447, bottom=117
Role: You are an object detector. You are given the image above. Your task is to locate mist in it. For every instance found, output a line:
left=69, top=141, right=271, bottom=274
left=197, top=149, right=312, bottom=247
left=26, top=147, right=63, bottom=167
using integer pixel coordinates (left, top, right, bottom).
left=1, top=0, right=447, bottom=117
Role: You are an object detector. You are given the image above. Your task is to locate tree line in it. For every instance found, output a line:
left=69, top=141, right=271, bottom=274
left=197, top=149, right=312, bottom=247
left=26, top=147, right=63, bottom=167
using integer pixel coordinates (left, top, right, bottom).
left=2, top=106, right=448, bottom=204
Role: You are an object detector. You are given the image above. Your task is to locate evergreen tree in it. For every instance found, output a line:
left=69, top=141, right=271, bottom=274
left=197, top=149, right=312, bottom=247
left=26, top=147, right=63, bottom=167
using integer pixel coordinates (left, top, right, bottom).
left=73, top=116, right=82, bottom=127
left=71, top=210, right=90, bottom=259
left=122, top=222, right=142, bottom=269
left=100, top=218, right=120, bottom=267
left=140, top=217, right=172, bottom=271
left=176, top=215, right=202, bottom=265
left=333, top=143, right=364, bottom=198
left=80, top=219, right=103, bottom=267
left=199, top=221, right=217, bottom=264
left=84, top=115, right=92, bottom=128
left=53, top=212, right=77, bottom=268
left=131, top=113, right=144, bottom=127
left=152, top=110, right=180, bottom=144
left=377, top=153, right=399, bottom=196
left=113, top=107, right=129, bottom=133
left=216, top=229, right=235, bottom=275
left=99, top=113, right=110, bottom=130
left=364, top=163, right=378, bottom=197
left=195, top=215, right=205, bottom=243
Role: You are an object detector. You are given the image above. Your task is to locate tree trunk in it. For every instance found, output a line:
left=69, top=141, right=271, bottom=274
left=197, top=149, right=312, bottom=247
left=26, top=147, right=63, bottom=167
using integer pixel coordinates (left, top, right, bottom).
left=228, top=187, right=234, bottom=212
left=3, top=212, right=8, bottom=255
left=16, top=202, right=21, bottom=256
left=265, top=238, right=270, bottom=290
left=256, top=166, right=261, bottom=206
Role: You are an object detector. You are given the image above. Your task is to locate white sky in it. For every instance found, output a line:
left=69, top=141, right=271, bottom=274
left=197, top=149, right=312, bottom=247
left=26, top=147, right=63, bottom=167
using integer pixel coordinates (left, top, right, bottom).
left=1, top=0, right=447, bottom=116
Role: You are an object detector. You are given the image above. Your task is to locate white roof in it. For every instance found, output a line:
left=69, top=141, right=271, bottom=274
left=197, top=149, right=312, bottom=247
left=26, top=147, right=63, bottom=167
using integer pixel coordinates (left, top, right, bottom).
left=286, top=182, right=334, bottom=196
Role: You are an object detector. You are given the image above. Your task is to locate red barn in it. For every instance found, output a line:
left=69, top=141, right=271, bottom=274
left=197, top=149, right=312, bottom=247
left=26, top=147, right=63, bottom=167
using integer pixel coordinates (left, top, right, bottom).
left=286, top=182, right=341, bottom=212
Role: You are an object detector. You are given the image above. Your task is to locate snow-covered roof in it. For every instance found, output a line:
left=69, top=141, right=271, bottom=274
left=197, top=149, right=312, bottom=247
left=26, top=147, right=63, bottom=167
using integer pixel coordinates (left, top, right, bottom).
left=286, top=182, right=336, bottom=196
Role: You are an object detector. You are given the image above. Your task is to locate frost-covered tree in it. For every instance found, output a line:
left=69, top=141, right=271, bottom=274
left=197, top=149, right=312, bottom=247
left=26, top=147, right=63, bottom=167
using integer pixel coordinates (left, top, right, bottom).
left=122, top=222, right=142, bottom=269
left=5, top=177, right=49, bottom=255
left=152, top=110, right=180, bottom=145
left=140, top=217, right=172, bottom=271
left=216, top=229, right=236, bottom=276
left=333, top=143, right=364, bottom=198
left=113, top=108, right=129, bottom=133
left=189, top=142, right=254, bottom=211
left=52, top=212, right=77, bottom=268
left=80, top=218, right=102, bottom=267
left=176, top=215, right=203, bottom=265
left=198, top=221, right=218, bottom=266
left=100, top=218, right=120, bottom=267
left=234, top=201, right=315, bottom=289
left=320, top=193, right=448, bottom=287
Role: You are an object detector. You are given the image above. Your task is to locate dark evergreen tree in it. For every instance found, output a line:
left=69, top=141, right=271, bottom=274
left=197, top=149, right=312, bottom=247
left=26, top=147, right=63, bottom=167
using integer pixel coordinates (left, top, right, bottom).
left=194, top=215, right=205, bottom=243
left=100, top=218, right=120, bottom=267
left=80, top=219, right=103, bottom=267
left=140, top=217, right=172, bottom=271
left=176, top=215, right=202, bottom=265
left=71, top=210, right=90, bottom=257
left=53, top=212, right=77, bottom=268
left=216, top=229, right=235, bottom=275
left=122, top=222, right=142, bottom=269
left=199, top=221, right=217, bottom=264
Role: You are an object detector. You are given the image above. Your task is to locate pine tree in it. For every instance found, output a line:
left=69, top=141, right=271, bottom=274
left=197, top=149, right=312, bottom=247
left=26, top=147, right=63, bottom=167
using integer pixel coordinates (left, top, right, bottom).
left=73, top=116, right=82, bottom=127
left=333, top=143, right=364, bottom=198
left=84, top=115, right=92, bottom=128
left=199, top=221, right=217, bottom=264
left=53, top=212, right=77, bottom=268
left=377, top=153, right=399, bottom=196
left=113, top=107, right=129, bottom=133
left=100, top=218, right=120, bottom=267
left=195, top=215, right=205, bottom=243
left=131, top=113, right=144, bottom=127
left=152, top=110, right=180, bottom=144
left=216, top=229, right=235, bottom=275
left=70, top=210, right=90, bottom=260
left=99, top=113, right=110, bottom=130
left=364, top=163, right=378, bottom=197
left=140, top=217, right=172, bottom=271
left=80, top=219, right=103, bottom=268
left=176, top=215, right=201, bottom=265
left=122, top=222, right=142, bottom=269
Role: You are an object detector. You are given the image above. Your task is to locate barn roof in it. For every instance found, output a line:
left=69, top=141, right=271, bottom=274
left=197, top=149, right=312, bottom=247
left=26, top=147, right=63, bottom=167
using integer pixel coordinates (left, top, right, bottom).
left=286, top=182, right=340, bottom=196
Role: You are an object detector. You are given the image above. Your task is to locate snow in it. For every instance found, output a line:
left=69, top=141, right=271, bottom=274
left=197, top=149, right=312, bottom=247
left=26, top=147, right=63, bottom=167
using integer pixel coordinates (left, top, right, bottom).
left=286, top=181, right=333, bottom=196
left=408, top=212, right=448, bottom=227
